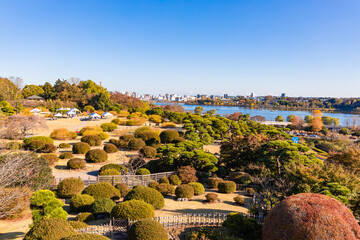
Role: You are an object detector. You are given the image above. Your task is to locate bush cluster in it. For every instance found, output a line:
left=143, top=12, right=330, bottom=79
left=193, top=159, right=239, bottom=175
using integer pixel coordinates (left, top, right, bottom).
left=158, top=176, right=170, bottom=184
left=148, top=181, right=159, bottom=189
left=207, top=178, right=223, bottom=189
left=67, top=158, right=86, bottom=169
left=68, top=221, right=88, bottom=230
left=111, top=199, right=155, bottom=220
left=115, top=183, right=130, bottom=197
left=137, top=131, right=161, bottom=147
left=139, top=146, right=157, bottom=158
left=62, top=233, right=110, bottom=240
left=27, top=140, right=45, bottom=151
left=111, top=118, right=122, bottom=124
left=57, top=177, right=84, bottom=198
left=41, top=143, right=57, bottom=153
left=24, top=136, right=54, bottom=145
left=128, top=138, right=146, bottom=150
left=73, top=142, right=91, bottom=154
left=205, top=193, right=218, bottom=203
left=39, top=153, right=59, bottom=165
left=98, top=132, right=109, bottom=140
left=24, top=218, right=75, bottom=240
left=90, top=198, right=116, bottom=216
left=218, top=181, right=237, bottom=194
left=75, top=212, right=95, bottom=222
left=234, top=195, right=245, bottom=205
left=98, top=164, right=128, bottom=175
left=70, top=194, right=95, bottom=212
left=189, top=182, right=205, bottom=195
left=98, top=169, right=120, bottom=175
left=103, top=143, right=118, bottom=153
left=169, top=175, right=182, bottom=185
left=136, top=168, right=151, bottom=175
left=175, top=184, right=194, bottom=199
left=59, top=143, right=71, bottom=148
left=85, top=149, right=108, bottom=163
left=160, top=130, right=179, bottom=143
left=123, top=186, right=165, bottom=209
left=246, top=188, right=255, bottom=196
left=59, top=152, right=73, bottom=159
left=128, top=219, right=168, bottom=240
left=156, top=183, right=175, bottom=195
left=100, top=123, right=118, bottom=132
left=50, top=128, right=77, bottom=140
left=81, top=135, right=102, bottom=146
left=82, top=182, right=121, bottom=200
left=222, top=212, right=262, bottom=240
left=80, top=126, right=103, bottom=136
left=177, top=166, right=198, bottom=184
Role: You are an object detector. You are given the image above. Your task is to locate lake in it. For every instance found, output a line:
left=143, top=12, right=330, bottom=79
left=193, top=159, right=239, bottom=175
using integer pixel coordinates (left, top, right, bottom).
left=155, top=103, right=360, bottom=126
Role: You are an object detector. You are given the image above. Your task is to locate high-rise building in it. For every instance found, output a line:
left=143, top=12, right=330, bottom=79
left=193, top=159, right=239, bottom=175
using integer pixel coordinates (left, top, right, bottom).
left=281, top=93, right=286, bottom=98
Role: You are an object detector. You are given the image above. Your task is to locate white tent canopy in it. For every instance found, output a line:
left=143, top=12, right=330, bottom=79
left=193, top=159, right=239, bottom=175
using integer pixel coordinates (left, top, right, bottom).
left=90, top=113, right=101, bottom=118
left=102, top=112, right=113, bottom=117
left=54, top=113, right=62, bottom=117
left=71, top=108, right=80, bottom=112
left=30, top=108, right=41, bottom=113
left=67, top=111, right=76, bottom=115
left=56, top=107, right=64, bottom=111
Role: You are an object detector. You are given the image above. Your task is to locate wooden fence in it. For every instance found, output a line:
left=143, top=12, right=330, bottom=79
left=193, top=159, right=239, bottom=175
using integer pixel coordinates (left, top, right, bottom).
left=75, top=222, right=113, bottom=236
left=97, top=171, right=175, bottom=187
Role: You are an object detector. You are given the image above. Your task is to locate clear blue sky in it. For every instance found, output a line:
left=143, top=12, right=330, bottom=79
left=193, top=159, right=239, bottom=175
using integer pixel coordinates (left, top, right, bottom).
left=1, top=0, right=359, bottom=97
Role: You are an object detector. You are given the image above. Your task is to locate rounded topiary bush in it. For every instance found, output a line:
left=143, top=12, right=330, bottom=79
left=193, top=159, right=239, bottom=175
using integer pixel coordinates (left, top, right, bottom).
left=98, top=164, right=128, bottom=175
left=70, top=194, right=95, bottom=212
left=57, top=177, right=84, bottom=198
left=59, top=152, right=73, bottom=159
left=169, top=175, right=181, bottom=185
left=207, top=178, right=223, bottom=189
left=24, top=136, right=54, bottom=145
left=128, top=219, right=168, bottom=240
left=50, top=128, right=77, bottom=140
left=103, top=143, right=118, bottom=153
left=111, top=199, right=155, bottom=220
left=41, top=143, right=57, bottom=153
left=59, top=143, right=71, bottom=148
left=39, top=153, right=59, bottom=165
left=124, top=186, right=165, bottom=209
left=115, top=183, right=130, bottom=197
left=24, top=218, right=75, bottom=240
left=148, top=181, right=159, bottom=189
left=175, top=184, right=194, bottom=200
left=189, top=182, right=205, bottom=195
left=234, top=195, right=245, bottom=205
left=98, top=132, right=109, bottom=140
left=139, top=146, right=157, bottom=158
left=205, top=193, right=218, bottom=203
left=263, top=193, right=360, bottom=240
left=128, top=138, right=145, bottom=150
left=90, top=198, right=116, bottom=216
left=136, top=168, right=150, bottom=175
left=67, top=158, right=86, bottom=169
left=81, top=135, right=102, bottom=146
left=62, top=233, right=110, bottom=240
left=158, top=176, right=170, bottom=184
left=85, top=149, right=108, bottom=163
left=101, top=122, right=117, bottom=132
left=156, top=183, right=175, bottom=195
left=68, top=220, right=88, bottom=230
left=82, top=182, right=121, bottom=200
left=75, top=212, right=95, bottom=222
left=98, top=169, right=120, bottom=176
left=218, top=181, right=236, bottom=194
left=28, top=140, right=46, bottom=151
left=160, top=130, right=179, bottom=143
left=73, top=142, right=91, bottom=154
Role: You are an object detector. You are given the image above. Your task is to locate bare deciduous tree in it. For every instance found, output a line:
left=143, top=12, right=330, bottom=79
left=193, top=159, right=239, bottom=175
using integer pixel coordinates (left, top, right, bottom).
left=1, top=114, right=47, bottom=139
left=123, top=156, right=146, bottom=175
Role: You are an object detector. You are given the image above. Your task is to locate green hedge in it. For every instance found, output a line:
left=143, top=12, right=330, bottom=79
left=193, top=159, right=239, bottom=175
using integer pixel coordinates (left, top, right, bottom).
left=90, top=198, right=116, bottom=216
left=57, top=177, right=84, bottom=198
left=175, top=184, right=194, bottom=199
left=24, top=218, right=75, bottom=240
left=128, top=219, right=168, bottom=240
left=111, top=199, right=155, bottom=220
left=73, top=142, right=91, bottom=154
left=70, top=194, right=95, bottom=212
left=218, top=181, right=236, bottom=194
left=24, top=136, right=54, bottom=145
left=124, top=186, right=164, bottom=209
left=189, top=182, right=205, bottom=195
left=82, top=182, right=121, bottom=200
left=85, top=149, right=108, bottom=163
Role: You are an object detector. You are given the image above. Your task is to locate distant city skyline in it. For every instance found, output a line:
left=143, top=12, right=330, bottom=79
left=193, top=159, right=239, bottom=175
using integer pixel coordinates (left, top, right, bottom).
left=1, top=1, right=360, bottom=98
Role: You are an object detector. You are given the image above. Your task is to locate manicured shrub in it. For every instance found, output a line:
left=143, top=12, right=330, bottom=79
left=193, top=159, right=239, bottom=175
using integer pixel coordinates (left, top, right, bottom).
left=28, top=140, right=45, bottom=151
left=24, top=218, right=75, bottom=240
left=175, top=184, right=194, bottom=199
left=156, top=183, right=175, bottom=195
left=112, top=118, right=122, bottom=124
left=57, top=177, right=84, bottom=198
left=128, top=219, right=168, bottom=240
left=75, top=212, right=95, bottom=222
left=62, top=233, right=110, bottom=240
left=189, top=182, right=205, bottom=195
left=124, top=186, right=164, bottom=209
left=82, top=182, right=121, bottom=200
left=70, top=194, right=95, bottom=212
left=223, top=212, right=262, bottom=240
left=169, top=175, right=182, bottom=185
left=80, top=126, right=103, bottom=136
left=115, top=183, right=130, bottom=197
left=120, top=134, right=136, bottom=142
left=39, top=153, right=59, bottom=165
left=59, top=152, right=73, bottom=159
left=111, top=199, right=154, bottom=220
left=68, top=221, right=88, bottom=230
left=103, top=143, right=118, bottom=153
left=234, top=195, right=245, bottom=205
left=161, top=122, right=176, bottom=128
left=98, top=164, right=128, bottom=175
left=205, top=193, right=218, bottom=203
left=59, top=143, right=71, bottom=148
left=24, top=136, right=54, bottom=145
left=100, top=122, right=117, bottom=132
left=67, top=158, right=86, bottom=169
left=136, top=168, right=151, bottom=175
left=160, top=130, right=179, bottom=143
left=158, top=176, right=170, bottom=184
left=50, top=128, right=77, bottom=140
left=139, top=146, right=157, bottom=158
left=263, top=193, right=360, bottom=240
left=73, top=142, right=91, bottom=154
left=85, top=149, right=108, bottom=163
left=137, top=131, right=161, bottom=147
left=208, top=178, right=223, bottom=189
left=148, top=181, right=159, bottom=189
left=90, top=198, right=116, bottom=216
left=246, top=188, right=255, bottom=196
left=218, top=181, right=236, bottom=194
left=128, top=138, right=145, bottom=150
left=41, top=143, right=57, bottom=153
left=81, top=135, right=102, bottom=146
left=134, top=126, right=152, bottom=137
left=177, top=166, right=198, bottom=184
left=6, top=141, right=22, bottom=150
left=98, top=132, right=109, bottom=140
left=98, top=169, right=120, bottom=175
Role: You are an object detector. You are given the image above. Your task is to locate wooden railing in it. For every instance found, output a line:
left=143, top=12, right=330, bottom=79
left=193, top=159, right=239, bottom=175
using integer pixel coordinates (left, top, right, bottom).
left=75, top=222, right=113, bottom=236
